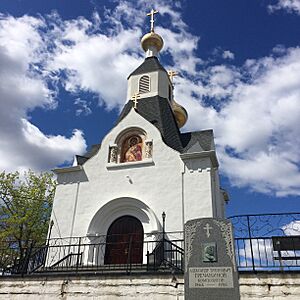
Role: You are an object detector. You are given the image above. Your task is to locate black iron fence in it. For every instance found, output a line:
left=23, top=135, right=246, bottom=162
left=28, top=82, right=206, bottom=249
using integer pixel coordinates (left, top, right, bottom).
left=1, top=213, right=300, bottom=276
left=229, top=212, right=300, bottom=271
left=0, top=232, right=184, bottom=276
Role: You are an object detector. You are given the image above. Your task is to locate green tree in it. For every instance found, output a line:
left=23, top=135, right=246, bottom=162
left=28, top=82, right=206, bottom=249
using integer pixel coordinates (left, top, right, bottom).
left=0, top=170, right=56, bottom=263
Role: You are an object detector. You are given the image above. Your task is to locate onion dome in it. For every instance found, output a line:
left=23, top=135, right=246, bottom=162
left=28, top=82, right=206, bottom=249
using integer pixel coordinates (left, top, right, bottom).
left=141, top=31, right=164, bottom=53
left=172, top=100, right=188, bottom=128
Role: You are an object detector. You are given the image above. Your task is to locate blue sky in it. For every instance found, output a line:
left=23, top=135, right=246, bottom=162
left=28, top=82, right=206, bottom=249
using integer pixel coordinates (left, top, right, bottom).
left=0, top=0, right=299, bottom=216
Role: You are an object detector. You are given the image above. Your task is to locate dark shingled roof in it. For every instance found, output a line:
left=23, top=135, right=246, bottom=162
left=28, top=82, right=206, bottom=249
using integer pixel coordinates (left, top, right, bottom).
left=76, top=155, right=89, bottom=165
left=180, top=130, right=215, bottom=153
left=74, top=54, right=215, bottom=162
left=128, top=56, right=167, bottom=78
left=77, top=144, right=101, bottom=165
left=117, top=96, right=183, bottom=152
left=76, top=107, right=215, bottom=164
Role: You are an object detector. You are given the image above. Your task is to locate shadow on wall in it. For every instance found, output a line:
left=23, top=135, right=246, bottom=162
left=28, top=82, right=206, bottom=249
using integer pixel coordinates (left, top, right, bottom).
left=56, top=169, right=89, bottom=184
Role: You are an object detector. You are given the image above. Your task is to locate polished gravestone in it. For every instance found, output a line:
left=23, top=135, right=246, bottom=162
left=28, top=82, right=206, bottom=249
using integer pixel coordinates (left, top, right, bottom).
left=184, top=218, right=240, bottom=300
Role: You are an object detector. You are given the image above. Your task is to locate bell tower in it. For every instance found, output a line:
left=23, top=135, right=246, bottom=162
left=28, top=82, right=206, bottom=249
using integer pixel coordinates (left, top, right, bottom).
left=126, top=9, right=187, bottom=129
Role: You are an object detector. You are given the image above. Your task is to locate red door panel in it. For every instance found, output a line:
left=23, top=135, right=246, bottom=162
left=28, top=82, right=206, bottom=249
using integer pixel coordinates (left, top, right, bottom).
left=104, top=216, right=144, bottom=264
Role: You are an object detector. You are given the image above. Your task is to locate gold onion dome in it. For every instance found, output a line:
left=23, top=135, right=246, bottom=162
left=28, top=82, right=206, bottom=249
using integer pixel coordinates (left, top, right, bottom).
left=172, top=100, right=188, bottom=128
left=141, top=31, right=164, bottom=53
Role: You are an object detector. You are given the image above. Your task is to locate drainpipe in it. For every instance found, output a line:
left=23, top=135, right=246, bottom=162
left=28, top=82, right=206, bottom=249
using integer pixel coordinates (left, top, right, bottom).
left=181, top=164, right=186, bottom=229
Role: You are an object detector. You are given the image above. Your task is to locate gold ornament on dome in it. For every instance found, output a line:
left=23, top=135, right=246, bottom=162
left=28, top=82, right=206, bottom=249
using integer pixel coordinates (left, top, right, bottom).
left=172, top=100, right=188, bottom=128
left=141, top=9, right=164, bottom=53
left=167, top=70, right=188, bottom=128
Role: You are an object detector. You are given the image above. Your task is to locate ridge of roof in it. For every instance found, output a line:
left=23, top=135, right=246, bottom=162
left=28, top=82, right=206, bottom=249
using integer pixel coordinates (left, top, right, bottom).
left=128, top=56, right=167, bottom=78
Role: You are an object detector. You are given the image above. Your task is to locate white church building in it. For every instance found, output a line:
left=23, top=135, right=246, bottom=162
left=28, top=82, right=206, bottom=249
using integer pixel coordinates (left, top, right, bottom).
left=48, top=10, right=227, bottom=270
left=2, top=11, right=299, bottom=300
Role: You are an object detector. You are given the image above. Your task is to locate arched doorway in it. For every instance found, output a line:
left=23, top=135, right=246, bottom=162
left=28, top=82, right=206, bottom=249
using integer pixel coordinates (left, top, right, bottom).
left=104, top=216, right=144, bottom=264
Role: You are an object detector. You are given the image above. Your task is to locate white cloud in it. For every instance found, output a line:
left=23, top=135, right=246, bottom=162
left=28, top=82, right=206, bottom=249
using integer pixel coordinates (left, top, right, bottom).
left=181, top=47, right=300, bottom=196
left=222, top=50, right=235, bottom=60
left=0, top=15, right=86, bottom=172
left=282, top=220, right=300, bottom=235
left=268, top=0, right=300, bottom=15
left=49, top=25, right=142, bottom=110
left=74, top=98, right=92, bottom=116
left=1, top=0, right=300, bottom=197
left=45, top=1, right=300, bottom=196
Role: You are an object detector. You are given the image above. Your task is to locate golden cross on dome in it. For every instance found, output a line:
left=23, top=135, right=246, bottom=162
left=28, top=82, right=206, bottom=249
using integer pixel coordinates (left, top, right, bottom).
left=147, top=9, right=158, bottom=32
left=168, top=70, right=178, bottom=83
left=131, top=93, right=140, bottom=109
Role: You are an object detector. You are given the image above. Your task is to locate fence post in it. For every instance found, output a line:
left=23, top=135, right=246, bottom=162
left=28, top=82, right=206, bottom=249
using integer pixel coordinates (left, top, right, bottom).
left=76, top=237, right=82, bottom=273
left=146, top=250, right=149, bottom=271
left=22, top=241, right=34, bottom=276
left=246, top=216, right=256, bottom=272
left=126, top=235, right=133, bottom=275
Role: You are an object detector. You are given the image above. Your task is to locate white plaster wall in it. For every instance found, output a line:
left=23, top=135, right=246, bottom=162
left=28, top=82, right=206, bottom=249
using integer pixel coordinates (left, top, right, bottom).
left=50, top=184, right=80, bottom=238
left=52, top=109, right=181, bottom=239
left=214, top=170, right=225, bottom=218
left=127, top=70, right=171, bottom=100
left=182, top=157, right=215, bottom=223
left=50, top=109, right=220, bottom=242
left=1, top=273, right=300, bottom=299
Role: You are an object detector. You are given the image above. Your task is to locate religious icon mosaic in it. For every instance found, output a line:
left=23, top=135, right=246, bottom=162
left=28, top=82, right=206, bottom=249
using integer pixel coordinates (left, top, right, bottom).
left=108, top=128, right=153, bottom=164
left=122, top=135, right=143, bottom=162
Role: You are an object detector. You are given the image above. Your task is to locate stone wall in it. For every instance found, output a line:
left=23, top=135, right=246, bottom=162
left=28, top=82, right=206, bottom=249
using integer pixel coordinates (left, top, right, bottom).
left=239, top=272, right=300, bottom=300
left=0, top=272, right=299, bottom=299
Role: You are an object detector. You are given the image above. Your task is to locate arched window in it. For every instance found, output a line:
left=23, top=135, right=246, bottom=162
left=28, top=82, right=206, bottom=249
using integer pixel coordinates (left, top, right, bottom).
left=139, top=75, right=150, bottom=94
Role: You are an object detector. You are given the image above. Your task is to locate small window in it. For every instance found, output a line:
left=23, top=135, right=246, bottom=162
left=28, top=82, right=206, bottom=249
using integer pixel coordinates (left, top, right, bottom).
left=139, top=75, right=150, bottom=94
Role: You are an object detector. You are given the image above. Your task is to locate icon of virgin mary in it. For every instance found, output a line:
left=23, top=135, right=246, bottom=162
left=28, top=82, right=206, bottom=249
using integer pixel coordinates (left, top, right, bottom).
left=124, top=136, right=143, bottom=162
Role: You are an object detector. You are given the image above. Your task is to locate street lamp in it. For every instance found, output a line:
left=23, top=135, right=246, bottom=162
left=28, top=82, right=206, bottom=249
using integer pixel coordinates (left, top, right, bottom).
left=162, top=211, right=166, bottom=238
left=162, top=211, right=166, bottom=264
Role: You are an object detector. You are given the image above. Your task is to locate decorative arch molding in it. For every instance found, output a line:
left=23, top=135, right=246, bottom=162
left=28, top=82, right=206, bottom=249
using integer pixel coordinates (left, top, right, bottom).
left=115, top=127, right=146, bottom=146
left=87, top=197, right=160, bottom=237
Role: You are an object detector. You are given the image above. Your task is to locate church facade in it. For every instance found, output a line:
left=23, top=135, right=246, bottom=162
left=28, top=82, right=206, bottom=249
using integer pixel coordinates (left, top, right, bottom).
left=49, top=11, right=226, bottom=268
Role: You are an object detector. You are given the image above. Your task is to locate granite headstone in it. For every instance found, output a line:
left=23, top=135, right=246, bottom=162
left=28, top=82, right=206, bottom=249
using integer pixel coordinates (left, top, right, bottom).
left=184, top=218, right=240, bottom=300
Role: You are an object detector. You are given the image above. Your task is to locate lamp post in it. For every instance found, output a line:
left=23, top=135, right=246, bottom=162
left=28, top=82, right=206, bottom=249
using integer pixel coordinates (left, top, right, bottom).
left=162, top=212, right=166, bottom=264
left=162, top=211, right=166, bottom=240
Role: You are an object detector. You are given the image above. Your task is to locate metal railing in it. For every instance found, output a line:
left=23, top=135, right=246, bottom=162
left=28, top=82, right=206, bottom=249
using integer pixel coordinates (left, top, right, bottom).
left=0, top=232, right=184, bottom=276
left=1, top=213, right=300, bottom=276
left=229, top=213, right=300, bottom=271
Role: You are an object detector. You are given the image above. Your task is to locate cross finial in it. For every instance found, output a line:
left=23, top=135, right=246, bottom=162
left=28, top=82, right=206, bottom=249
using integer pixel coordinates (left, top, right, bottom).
left=168, top=70, right=178, bottom=83
left=131, top=93, right=140, bottom=109
left=147, top=9, right=158, bottom=32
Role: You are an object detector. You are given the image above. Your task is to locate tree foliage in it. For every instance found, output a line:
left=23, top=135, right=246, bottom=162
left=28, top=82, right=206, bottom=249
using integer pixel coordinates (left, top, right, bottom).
left=0, top=170, right=56, bottom=251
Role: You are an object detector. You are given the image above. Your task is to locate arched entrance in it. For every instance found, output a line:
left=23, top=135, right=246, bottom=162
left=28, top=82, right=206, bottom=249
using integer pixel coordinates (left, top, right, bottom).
left=104, top=216, right=144, bottom=264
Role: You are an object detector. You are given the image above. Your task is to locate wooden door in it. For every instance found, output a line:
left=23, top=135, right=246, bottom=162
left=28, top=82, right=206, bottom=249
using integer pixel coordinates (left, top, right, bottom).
left=104, top=216, right=144, bottom=264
